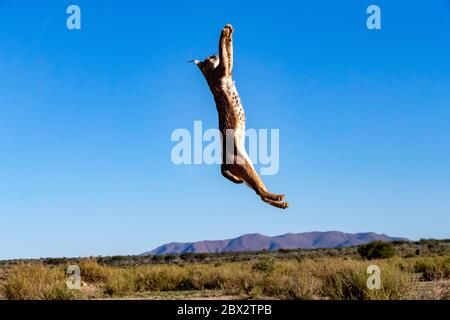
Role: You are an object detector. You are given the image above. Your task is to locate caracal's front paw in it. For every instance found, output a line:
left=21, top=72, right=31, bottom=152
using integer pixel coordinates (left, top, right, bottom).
left=223, top=24, right=234, bottom=35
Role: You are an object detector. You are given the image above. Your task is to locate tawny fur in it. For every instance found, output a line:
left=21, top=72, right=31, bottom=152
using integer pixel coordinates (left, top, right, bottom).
left=193, top=24, right=288, bottom=209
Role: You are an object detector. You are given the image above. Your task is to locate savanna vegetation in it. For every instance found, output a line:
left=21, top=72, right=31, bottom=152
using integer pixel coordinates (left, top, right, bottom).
left=1, top=239, right=449, bottom=300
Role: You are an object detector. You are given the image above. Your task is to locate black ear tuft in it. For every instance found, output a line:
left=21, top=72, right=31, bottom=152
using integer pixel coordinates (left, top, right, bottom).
left=195, top=61, right=203, bottom=69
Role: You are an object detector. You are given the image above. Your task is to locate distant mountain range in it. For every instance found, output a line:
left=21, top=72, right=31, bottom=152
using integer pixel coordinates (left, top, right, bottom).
left=142, top=231, right=408, bottom=255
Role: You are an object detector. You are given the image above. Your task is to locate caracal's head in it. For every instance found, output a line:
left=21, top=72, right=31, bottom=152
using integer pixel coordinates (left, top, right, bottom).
left=190, top=55, right=219, bottom=77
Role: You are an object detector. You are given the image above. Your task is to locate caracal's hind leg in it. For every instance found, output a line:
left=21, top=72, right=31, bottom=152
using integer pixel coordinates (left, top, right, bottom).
left=261, top=190, right=285, bottom=202
left=262, top=197, right=289, bottom=209
left=221, top=164, right=244, bottom=184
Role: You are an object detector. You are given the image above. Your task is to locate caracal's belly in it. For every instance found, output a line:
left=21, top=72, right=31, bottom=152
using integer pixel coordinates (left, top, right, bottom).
left=217, top=77, right=251, bottom=165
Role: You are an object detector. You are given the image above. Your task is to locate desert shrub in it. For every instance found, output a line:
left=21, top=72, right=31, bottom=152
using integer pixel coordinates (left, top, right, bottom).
left=78, top=260, right=112, bottom=283
left=164, top=254, right=178, bottom=263
left=184, top=267, right=225, bottom=290
left=103, top=270, right=137, bottom=296
left=358, top=241, right=396, bottom=260
left=152, top=255, right=164, bottom=264
left=257, top=260, right=319, bottom=299
left=133, top=265, right=189, bottom=291
left=325, top=272, right=358, bottom=299
left=313, top=259, right=411, bottom=300
left=320, top=266, right=367, bottom=299
left=103, top=265, right=189, bottom=296
left=1, top=263, right=78, bottom=300
left=252, top=257, right=275, bottom=274
left=103, top=264, right=232, bottom=297
left=180, top=253, right=195, bottom=261
left=215, top=260, right=319, bottom=299
left=414, top=257, right=450, bottom=281
left=43, top=258, right=71, bottom=266
left=110, top=255, right=127, bottom=262
left=195, top=253, right=210, bottom=261
left=261, top=272, right=320, bottom=299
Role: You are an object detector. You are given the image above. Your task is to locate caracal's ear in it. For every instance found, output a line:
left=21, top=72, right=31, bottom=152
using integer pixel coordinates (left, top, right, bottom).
left=187, top=59, right=202, bottom=69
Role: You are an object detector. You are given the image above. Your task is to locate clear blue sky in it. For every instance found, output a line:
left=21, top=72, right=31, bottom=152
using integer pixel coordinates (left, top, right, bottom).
left=0, top=1, right=449, bottom=259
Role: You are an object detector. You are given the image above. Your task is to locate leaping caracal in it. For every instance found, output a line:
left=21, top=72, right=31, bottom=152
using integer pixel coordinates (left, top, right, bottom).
left=192, top=24, right=288, bottom=209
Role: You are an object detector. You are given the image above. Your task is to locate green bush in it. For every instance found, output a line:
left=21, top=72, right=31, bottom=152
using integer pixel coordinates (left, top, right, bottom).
left=252, top=257, right=275, bottom=274
left=358, top=241, right=396, bottom=260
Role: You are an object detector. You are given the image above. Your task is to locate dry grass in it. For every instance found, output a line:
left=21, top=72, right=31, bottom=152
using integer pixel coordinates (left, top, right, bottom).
left=87, top=258, right=417, bottom=299
left=78, top=259, right=113, bottom=283
left=0, top=263, right=78, bottom=300
left=315, top=259, right=412, bottom=299
left=1, top=256, right=449, bottom=300
left=412, top=257, right=450, bottom=281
